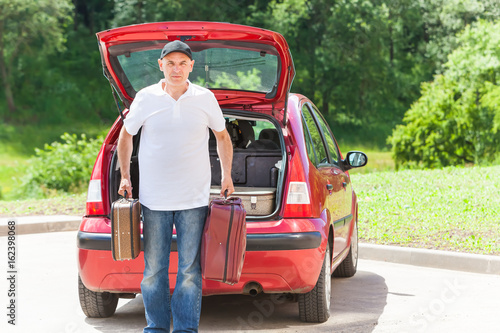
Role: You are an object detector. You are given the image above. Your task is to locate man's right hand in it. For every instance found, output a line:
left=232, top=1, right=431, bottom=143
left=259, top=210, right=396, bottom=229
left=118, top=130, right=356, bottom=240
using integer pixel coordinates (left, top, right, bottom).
left=118, top=178, right=133, bottom=198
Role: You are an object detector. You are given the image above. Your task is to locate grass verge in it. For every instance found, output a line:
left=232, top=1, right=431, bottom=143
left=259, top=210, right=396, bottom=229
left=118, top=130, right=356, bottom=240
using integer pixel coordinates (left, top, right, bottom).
left=0, top=152, right=28, bottom=200
left=352, top=165, right=500, bottom=255
left=338, top=143, right=394, bottom=174
left=0, top=192, right=86, bottom=217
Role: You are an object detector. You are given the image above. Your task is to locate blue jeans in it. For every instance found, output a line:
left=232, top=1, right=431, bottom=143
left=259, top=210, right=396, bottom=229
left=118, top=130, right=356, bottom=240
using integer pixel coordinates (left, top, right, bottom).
left=141, top=205, right=208, bottom=333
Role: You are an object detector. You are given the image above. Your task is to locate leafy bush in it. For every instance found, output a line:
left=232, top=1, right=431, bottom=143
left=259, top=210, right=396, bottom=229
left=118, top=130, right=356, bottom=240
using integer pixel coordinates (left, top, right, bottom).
left=20, top=133, right=103, bottom=198
left=389, top=20, right=500, bottom=169
left=390, top=75, right=500, bottom=168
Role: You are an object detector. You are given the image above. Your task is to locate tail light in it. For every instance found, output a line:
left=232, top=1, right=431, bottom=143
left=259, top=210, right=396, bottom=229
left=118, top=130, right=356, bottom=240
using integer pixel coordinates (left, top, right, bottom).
left=85, top=145, right=107, bottom=216
left=86, top=179, right=105, bottom=216
left=84, top=120, right=122, bottom=217
left=287, top=182, right=311, bottom=204
left=284, top=148, right=313, bottom=217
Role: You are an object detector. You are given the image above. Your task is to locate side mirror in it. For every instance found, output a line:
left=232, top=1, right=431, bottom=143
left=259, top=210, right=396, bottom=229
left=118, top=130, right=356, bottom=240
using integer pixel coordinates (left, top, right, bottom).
left=342, top=151, right=368, bottom=170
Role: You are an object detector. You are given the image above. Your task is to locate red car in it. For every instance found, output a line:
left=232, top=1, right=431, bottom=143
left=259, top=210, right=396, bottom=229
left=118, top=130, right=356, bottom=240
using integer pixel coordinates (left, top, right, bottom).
left=77, top=21, right=367, bottom=323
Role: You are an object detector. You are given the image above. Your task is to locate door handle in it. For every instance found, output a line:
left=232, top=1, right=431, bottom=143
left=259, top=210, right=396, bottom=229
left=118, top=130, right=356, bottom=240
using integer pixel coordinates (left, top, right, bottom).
left=326, top=184, right=333, bottom=190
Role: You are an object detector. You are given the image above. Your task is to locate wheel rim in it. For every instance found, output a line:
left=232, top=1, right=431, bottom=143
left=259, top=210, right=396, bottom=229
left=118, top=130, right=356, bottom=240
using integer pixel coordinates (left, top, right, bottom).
left=325, top=246, right=331, bottom=312
left=352, top=222, right=358, bottom=267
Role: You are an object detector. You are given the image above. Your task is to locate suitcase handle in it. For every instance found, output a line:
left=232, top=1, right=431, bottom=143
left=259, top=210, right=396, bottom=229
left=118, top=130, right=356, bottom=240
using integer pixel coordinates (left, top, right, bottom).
left=123, top=190, right=134, bottom=200
left=224, top=189, right=228, bottom=199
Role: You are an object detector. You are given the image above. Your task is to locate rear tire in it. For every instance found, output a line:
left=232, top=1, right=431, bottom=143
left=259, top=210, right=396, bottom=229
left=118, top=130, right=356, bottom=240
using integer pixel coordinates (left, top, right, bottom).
left=78, top=275, right=118, bottom=318
left=333, top=221, right=358, bottom=278
left=298, top=244, right=331, bottom=323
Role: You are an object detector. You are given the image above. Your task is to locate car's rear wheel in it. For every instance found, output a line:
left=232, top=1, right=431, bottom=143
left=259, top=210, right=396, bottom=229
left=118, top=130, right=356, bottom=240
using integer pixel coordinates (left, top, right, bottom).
left=78, top=275, right=118, bottom=318
left=333, top=220, right=358, bottom=278
left=298, top=244, right=331, bottom=323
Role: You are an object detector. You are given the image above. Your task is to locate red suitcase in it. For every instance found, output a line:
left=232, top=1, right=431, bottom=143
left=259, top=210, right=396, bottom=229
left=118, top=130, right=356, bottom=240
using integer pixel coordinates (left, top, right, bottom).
left=201, top=196, right=247, bottom=285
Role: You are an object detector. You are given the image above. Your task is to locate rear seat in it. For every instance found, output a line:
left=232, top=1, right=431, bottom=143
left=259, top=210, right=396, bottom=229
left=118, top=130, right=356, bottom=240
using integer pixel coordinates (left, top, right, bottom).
left=209, top=122, right=282, bottom=187
left=210, top=150, right=281, bottom=187
left=247, top=128, right=280, bottom=150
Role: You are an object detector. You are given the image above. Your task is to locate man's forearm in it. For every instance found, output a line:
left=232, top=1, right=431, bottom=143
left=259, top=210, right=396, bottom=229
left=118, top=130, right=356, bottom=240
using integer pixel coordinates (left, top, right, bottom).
left=117, top=127, right=133, bottom=178
left=213, top=129, right=234, bottom=196
left=117, top=127, right=134, bottom=197
left=217, top=131, right=233, bottom=180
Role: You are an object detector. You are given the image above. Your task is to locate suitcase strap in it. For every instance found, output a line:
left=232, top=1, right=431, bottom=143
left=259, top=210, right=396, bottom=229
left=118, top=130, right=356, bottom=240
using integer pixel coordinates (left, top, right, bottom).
left=223, top=204, right=235, bottom=283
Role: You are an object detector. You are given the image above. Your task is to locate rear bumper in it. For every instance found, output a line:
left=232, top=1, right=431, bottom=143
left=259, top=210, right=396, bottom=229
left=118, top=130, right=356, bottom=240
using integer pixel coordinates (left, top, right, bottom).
left=77, top=216, right=327, bottom=295
left=77, top=230, right=322, bottom=252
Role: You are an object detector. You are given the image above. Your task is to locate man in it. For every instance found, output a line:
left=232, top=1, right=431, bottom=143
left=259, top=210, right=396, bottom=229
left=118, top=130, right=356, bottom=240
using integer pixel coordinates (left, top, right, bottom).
left=117, top=40, right=234, bottom=332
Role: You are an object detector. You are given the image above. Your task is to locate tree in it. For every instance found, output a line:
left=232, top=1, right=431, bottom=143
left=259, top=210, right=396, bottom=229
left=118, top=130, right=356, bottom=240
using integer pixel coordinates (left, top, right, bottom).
left=253, top=0, right=432, bottom=145
left=72, top=0, right=114, bottom=33
left=0, top=0, right=73, bottom=115
left=389, top=20, right=500, bottom=168
left=419, top=0, right=500, bottom=70
left=111, top=0, right=266, bottom=28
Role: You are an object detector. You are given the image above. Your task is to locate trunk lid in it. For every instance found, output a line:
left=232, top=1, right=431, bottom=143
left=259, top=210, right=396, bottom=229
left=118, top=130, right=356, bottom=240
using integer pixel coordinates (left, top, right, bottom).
left=97, top=21, right=295, bottom=123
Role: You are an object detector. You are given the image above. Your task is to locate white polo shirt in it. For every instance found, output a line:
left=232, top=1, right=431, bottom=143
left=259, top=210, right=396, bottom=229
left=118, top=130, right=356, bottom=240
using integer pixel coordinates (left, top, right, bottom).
left=124, top=79, right=225, bottom=211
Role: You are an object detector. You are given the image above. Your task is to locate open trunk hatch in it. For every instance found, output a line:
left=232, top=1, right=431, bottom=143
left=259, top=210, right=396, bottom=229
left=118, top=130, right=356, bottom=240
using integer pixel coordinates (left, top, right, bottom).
left=97, top=21, right=295, bottom=123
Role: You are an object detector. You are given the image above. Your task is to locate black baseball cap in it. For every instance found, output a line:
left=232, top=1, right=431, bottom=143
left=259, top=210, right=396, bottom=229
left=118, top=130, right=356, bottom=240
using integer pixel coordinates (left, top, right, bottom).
left=160, top=40, right=192, bottom=60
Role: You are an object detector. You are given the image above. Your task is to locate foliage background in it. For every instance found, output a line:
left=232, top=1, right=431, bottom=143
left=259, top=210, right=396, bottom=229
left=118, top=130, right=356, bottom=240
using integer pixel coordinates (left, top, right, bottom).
left=1, top=0, right=499, bottom=142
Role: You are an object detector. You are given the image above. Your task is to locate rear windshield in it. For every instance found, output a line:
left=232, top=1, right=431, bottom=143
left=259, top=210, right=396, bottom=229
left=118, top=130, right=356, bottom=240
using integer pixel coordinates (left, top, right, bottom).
left=108, top=41, right=280, bottom=98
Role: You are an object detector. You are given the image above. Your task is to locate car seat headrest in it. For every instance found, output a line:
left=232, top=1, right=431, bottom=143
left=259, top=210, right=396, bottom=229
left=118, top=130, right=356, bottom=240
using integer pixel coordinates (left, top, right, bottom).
left=259, top=128, right=280, bottom=146
left=237, top=120, right=255, bottom=148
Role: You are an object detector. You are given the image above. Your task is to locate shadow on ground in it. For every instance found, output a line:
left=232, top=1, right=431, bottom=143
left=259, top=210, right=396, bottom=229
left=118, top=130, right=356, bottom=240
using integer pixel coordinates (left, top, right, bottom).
left=85, top=270, right=387, bottom=333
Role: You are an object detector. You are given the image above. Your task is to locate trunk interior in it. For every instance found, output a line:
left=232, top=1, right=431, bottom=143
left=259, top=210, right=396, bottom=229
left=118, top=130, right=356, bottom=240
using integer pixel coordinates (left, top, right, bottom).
left=108, top=112, right=285, bottom=219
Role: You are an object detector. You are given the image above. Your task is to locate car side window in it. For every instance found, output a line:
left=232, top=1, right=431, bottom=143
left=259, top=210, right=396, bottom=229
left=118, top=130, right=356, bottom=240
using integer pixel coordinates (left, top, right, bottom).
left=302, top=115, right=317, bottom=165
left=309, top=105, right=339, bottom=164
left=302, top=104, right=328, bottom=165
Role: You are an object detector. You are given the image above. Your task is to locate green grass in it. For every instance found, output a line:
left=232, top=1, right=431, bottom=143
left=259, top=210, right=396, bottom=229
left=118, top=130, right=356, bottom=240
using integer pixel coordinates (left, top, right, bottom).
left=349, top=151, right=394, bottom=174
left=338, top=143, right=394, bottom=174
left=352, top=165, right=500, bottom=255
left=0, top=152, right=28, bottom=200
left=1, top=122, right=110, bottom=155
left=0, top=192, right=86, bottom=217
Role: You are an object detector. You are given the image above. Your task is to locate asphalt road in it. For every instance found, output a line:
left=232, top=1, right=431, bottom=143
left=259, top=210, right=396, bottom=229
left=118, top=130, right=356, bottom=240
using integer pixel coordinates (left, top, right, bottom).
left=1, top=231, right=500, bottom=333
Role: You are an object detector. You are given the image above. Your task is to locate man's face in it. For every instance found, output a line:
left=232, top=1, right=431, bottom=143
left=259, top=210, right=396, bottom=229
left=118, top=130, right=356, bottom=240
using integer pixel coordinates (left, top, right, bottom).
left=158, top=52, right=194, bottom=87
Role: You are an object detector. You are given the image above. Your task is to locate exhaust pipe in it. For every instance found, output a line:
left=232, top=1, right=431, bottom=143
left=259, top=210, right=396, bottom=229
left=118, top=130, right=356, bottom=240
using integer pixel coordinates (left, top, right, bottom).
left=243, top=282, right=263, bottom=296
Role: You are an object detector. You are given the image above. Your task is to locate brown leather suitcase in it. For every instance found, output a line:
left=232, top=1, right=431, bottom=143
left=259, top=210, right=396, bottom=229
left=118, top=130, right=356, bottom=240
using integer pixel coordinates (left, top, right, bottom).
left=110, top=193, right=141, bottom=261
left=201, top=196, right=247, bottom=285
